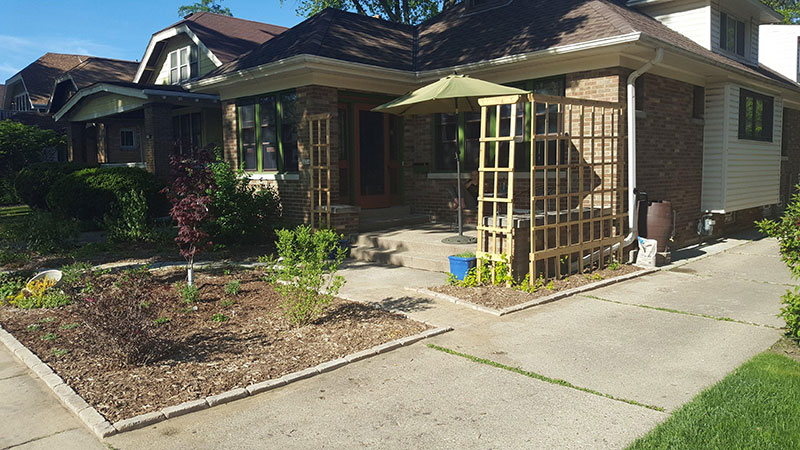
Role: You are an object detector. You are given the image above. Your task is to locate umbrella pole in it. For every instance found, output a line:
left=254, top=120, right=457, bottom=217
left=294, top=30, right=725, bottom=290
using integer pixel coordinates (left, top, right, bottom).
left=456, top=149, right=463, bottom=237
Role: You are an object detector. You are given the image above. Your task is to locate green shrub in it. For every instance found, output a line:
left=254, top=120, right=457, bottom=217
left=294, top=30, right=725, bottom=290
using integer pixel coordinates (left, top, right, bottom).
left=211, top=313, right=229, bottom=322
left=262, top=225, right=345, bottom=326
left=224, top=280, right=241, bottom=296
left=758, top=185, right=800, bottom=340
left=105, top=190, right=153, bottom=243
left=0, top=177, right=20, bottom=205
left=176, top=282, right=199, bottom=304
left=207, top=154, right=282, bottom=244
left=0, top=273, right=26, bottom=303
left=10, top=211, right=78, bottom=253
left=46, top=167, right=167, bottom=223
left=14, top=162, right=93, bottom=209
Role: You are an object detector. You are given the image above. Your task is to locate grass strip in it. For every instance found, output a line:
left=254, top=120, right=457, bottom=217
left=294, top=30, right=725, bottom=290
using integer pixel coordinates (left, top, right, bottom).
left=584, top=295, right=779, bottom=329
left=628, top=352, right=800, bottom=449
left=427, top=343, right=664, bottom=412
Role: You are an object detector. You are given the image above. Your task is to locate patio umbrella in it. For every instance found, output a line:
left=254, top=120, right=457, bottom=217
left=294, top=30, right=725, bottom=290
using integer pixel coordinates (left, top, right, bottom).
left=373, top=74, right=528, bottom=244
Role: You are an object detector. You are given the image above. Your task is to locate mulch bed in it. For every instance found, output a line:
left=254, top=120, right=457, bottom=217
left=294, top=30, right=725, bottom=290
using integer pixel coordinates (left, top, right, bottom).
left=769, top=337, right=800, bottom=364
left=0, top=268, right=427, bottom=423
left=431, top=265, right=642, bottom=310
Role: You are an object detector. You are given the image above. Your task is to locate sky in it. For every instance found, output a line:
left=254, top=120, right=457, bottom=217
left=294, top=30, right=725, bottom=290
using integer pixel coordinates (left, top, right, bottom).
left=0, top=1, right=308, bottom=81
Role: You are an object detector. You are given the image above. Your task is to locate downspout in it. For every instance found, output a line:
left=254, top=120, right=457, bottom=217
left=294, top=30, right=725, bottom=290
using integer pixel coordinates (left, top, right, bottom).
left=623, top=48, right=663, bottom=247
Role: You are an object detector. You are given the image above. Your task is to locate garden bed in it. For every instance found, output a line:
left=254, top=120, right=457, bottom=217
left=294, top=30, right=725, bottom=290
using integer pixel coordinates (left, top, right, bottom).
left=432, top=265, right=642, bottom=310
left=0, top=268, right=427, bottom=423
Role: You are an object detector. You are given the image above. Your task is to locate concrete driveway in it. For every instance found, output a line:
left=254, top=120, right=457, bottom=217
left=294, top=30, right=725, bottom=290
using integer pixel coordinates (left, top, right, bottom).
left=2, top=233, right=791, bottom=449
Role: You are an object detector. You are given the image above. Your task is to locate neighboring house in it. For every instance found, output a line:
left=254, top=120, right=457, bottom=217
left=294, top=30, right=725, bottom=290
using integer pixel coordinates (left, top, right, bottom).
left=0, top=85, right=7, bottom=120
left=2, top=53, right=88, bottom=113
left=53, top=12, right=287, bottom=174
left=759, top=24, right=800, bottom=83
left=55, top=0, right=800, bottom=248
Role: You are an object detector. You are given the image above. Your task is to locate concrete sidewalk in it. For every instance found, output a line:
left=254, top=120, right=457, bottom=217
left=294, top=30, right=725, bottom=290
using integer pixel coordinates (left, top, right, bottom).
left=0, top=232, right=791, bottom=449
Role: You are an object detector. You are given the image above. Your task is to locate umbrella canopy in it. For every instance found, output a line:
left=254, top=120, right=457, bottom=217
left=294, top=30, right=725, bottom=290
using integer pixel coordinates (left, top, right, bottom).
left=372, top=74, right=528, bottom=116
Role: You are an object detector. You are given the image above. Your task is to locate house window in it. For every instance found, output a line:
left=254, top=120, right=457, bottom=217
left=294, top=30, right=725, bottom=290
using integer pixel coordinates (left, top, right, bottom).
left=237, top=90, right=298, bottom=172
left=434, top=76, right=565, bottom=172
left=738, top=89, right=773, bottom=142
left=720, top=12, right=745, bottom=57
left=692, top=86, right=705, bottom=119
left=120, top=129, right=136, bottom=150
left=13, top=93, right=30, bottom=111
left=172, top=112, right=202, bottom=155
left=168, top=46, right=198, bottom=84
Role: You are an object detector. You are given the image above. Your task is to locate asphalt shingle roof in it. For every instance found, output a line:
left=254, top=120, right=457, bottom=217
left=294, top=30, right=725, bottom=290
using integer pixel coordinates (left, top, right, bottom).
left=9, top=53, right=88, bottom=105
left=205, top=0, right=798, bottom=90
left=62, top=57, right=139, bottom=89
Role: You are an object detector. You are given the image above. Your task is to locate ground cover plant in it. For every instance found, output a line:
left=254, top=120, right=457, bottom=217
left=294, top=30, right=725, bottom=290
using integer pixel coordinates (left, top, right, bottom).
left=628, top=351, right=800, bottom=449
left=758, top=184, right=800, bottom=340
left=436, top=257, right=639, bottom=310
left=0, top=265, right=426, bottom=422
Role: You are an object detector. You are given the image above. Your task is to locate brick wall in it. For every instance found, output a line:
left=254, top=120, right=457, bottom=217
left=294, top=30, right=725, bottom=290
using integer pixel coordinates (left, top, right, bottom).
left=632, top=73, right=704, bottom=247
left=781, top=107, right=800, bottom=207
left=143, top=103, right=173, bottom=178
left=102, top=120, right=145, bottom=164
left=228, top=86, right=340, bottom=225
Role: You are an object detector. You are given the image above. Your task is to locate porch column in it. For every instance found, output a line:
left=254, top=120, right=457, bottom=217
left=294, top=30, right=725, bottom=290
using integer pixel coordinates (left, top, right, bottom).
left=67, top=121, right=87, bottom=163
left=143, top=103, right=173, bottom=178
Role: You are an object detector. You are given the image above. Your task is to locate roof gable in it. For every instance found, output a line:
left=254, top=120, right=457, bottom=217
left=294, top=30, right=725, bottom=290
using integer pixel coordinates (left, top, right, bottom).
left=8, top=53, right=88, bottom=105
left=135, top=12, right=287, bottom=83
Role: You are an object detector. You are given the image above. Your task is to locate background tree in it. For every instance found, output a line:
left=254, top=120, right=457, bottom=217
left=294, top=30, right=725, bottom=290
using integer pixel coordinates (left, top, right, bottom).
left=0, top=120, right=66, bottom=205
left=762, top=0, right=800, bottom=23
left=293, top=0, right=455, bottom=25
left=178, top=0, right=232, bottom=17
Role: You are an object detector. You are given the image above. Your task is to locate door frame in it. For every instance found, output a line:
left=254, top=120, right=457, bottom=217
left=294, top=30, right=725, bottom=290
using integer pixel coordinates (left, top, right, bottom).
left=353, top=103, right=392, bottom=209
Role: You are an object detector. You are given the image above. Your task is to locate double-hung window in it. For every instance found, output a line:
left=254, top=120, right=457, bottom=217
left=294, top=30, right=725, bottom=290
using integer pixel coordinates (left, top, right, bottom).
left=237, top=91, right=298, bottom=172
left=120, top=129, right=136, bottom=150
left=720, top=12, right=745, bottom=57
left=738, top=89, right=773, bottom=142
left=168, top=46, right=198, bottom=84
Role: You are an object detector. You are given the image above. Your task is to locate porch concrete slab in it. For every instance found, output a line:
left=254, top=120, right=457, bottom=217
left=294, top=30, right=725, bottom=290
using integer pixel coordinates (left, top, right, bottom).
left=587, top=270, right=785, bottom=327
left=338, top=261, right=493, bottom=328
left=106, top=344, right=665, bottom=450
left=668, top=231, right=759, bottom=265
left=428, top=295, right=781, bottom=412
left=724, top=236, right=786, bottom=257
left=673, top=243, right=793, bottom=286
left=0, top=346, right=103, bottom=450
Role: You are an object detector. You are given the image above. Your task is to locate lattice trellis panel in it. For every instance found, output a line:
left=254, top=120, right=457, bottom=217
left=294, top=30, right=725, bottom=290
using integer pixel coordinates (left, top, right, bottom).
left=528, top=94, right=626, bottom=281
left=476, top=94, right=626, bottom=284
left=476, top=95, right=520, bottom=284
left=309, top=113, right=332, bottom=230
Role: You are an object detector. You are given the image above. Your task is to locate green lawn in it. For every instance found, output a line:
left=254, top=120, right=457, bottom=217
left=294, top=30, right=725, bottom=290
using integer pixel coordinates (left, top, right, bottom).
left=629, top=352, right=800, bottom=449
left=0, top=205, right=30, bottom=218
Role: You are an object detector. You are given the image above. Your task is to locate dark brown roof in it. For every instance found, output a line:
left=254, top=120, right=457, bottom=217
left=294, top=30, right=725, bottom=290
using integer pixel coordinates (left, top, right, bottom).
left=62, top=57, right=139, bottom=89
left=207, top=0, right=799, bottom=91
left=9, top=53, right=89, bottom=105
left=156, top=12, right=288, bottom=64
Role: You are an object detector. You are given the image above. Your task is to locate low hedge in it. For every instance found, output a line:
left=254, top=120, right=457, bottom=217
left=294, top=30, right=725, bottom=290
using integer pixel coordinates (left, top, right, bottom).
left=46, top=167, right=168, bottom=222
left=14, top=162, right=94, bottom=209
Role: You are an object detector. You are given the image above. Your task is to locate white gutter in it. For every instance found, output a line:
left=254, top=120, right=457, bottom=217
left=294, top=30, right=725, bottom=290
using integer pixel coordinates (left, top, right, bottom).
left=624, top=47, right=663, bottom=247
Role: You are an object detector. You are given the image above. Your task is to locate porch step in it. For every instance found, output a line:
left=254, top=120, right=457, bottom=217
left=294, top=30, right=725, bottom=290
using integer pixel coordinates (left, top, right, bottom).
left=351, top=224, right=479, bottom=273
left=358, top=206, right=432, bottom=232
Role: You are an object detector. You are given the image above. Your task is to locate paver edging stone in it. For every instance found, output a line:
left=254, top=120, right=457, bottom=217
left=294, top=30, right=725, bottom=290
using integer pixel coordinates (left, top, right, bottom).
left=410, top=267, right=659, bottom=316
left=0, top=321, right=452, bottom=437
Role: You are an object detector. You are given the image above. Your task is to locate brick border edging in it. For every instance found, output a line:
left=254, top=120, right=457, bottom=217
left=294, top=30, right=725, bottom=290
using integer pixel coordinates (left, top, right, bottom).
left=0, top=323, right=451, bottom=438
left=408, top=267, right=660, bottom=316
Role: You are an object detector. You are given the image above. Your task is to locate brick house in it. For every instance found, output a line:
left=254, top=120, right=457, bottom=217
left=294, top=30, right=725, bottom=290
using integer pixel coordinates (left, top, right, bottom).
left=55, top=0, right=800, bottom=249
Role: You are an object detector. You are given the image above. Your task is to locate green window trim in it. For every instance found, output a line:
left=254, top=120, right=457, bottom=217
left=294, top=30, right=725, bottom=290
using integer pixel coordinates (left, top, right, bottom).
left=236, top=89, right=298, bottom=173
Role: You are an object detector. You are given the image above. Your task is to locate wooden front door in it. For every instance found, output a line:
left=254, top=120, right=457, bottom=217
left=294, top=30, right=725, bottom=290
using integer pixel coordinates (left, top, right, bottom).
left=353, top=104, right=396, bottom=209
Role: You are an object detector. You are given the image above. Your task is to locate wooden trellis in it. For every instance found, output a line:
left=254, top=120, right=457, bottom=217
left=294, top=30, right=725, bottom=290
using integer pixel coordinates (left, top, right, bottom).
left=309, top=113, right=332, bottom=230
left=476, top=93, right=626, bottom=284
left=476, top=96, right=519, bottom=284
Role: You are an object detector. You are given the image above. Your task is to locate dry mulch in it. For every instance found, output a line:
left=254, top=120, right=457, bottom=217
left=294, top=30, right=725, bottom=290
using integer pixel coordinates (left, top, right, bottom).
left=431, top=265, right=642, bottom=310
left=0, top=268, right=427, bottom=423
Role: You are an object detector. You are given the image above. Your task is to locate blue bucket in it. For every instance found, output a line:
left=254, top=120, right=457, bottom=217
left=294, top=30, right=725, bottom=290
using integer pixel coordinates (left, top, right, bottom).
left=448, top=255, right=477, bottom=281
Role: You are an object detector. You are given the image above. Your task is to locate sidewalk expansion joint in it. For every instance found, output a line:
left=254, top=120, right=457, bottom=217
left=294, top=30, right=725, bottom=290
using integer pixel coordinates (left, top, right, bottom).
left=427, top=344, right=665, bottom=412
left=582, top=295, right=781, bottom=330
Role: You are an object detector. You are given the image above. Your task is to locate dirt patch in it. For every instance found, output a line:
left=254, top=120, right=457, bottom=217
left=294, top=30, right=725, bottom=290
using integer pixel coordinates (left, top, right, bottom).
left=0, top=269, right=427, bottom=423
left=768, top=337, right=800, bottom=363
left=431, top=265, right=642, bottom=310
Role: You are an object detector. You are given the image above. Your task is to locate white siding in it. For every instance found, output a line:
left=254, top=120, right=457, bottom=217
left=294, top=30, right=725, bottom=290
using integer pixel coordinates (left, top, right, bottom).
left=711, top=0, right=761, bottom=66
left=637, top=0, right=712, bottom=49
left=724, top=85, right=782, bottom=211
left=702, top=83, right=783, bottom=212
left=701, top=83, right=727, bottom=211
left=759, top=25, right=800, bottom=82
